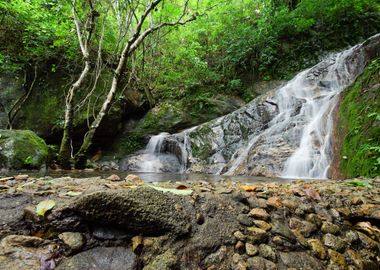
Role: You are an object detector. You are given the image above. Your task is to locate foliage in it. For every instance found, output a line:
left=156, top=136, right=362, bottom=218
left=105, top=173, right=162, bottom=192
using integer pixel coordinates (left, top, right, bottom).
left=339, top=59, right=380, bottom=178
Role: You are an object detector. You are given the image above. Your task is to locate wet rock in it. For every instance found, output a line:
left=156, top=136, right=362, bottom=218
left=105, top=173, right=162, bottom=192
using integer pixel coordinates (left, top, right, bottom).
left=267, top=197, right=282, bottom=208
left=67, top=187, right=192, bottom=236
left=321, top=221, right=340, bottom=235
left=56, top=247, right=137, bottom=270
left=305, top=213, right=323, bottom=228
left=253, top=220, right=272, bottom=231
left=282, top=199, right=298, bottom=210
left=344, top=230, right=359, bottom=243
left=328, top=249, right=346, bottom=268
left=58, top=232, right=84, bottom=252
left=204, top=246, right=227, bottom=266
left=245, top=243, right=258, bottom=256
left=247, top=197, right=268, bottom=209
left=308, top=239, right=327, bottom=259
left=237, top=214, right=254, bottom=226
left=357, top=231, right=379, bottom=250
left=248, top=208, right=270, bottom=220
left=246, top=256, right=277, bottom=270
left=234, top=231, right=246, bottom=241
left=125, top=174, right=144, bottom=185
left=323, top=233, right=347, bottom=252
left=0, top=235, right=54, bottom=270
left=247, top=227, right=267, bottom=243
left=259, top=244, right=276, bottom=262
left=288, top=217, right=317, bottom=237
left=106, top=174, right=121, bottom=181
left=271, top=220, right=296, bottom=243
left=279, top=252, right=324, bottom=270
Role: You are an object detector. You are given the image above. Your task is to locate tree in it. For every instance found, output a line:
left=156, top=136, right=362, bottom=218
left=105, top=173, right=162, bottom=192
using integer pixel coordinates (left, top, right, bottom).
left=57, top=0, right=197, bottom=169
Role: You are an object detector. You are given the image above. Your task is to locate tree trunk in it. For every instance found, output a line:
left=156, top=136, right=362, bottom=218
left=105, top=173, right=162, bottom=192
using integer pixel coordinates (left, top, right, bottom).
left=58, top=60, right=91, bottom=169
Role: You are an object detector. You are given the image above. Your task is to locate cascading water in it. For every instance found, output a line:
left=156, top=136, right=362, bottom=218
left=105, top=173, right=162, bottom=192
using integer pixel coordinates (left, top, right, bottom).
left=123, top=34, right=379, bottom=178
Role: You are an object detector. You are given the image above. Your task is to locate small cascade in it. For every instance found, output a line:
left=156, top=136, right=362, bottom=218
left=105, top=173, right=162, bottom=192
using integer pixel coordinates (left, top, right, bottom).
left=123, top=34, right=379, bottom=178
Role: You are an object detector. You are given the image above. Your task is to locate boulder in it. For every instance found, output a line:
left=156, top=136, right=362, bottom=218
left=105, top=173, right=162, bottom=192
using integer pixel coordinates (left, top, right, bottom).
left=0, top=129, right=48, bottom=170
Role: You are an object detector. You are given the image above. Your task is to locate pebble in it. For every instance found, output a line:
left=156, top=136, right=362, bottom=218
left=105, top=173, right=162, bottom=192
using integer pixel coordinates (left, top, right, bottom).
left=259, top=244, right=276, bottom=262
left=248, top=208, right=270, bottom=220
left=282, top=199, right=298, bottom=210
left=125, top=174, right=144, bottom=185
left=247, top=227, right=267, bottom=243
left=323, top=233, right=347, bottom=252
left=267, top=197, right=282, bottom=208
left=288, top=217, right=317, bottom=237
left=237, top=214, right=253, bottom=226
left=308, top=239, right=327, bottom=259
left=233, top=231, right=246, bottom=241
left=246, top=256, right=277, bottom=270
left=253, top=220, right=271, bottom=231
left=321, top=221, right=340, bottom=235
left=106, top=174, right=121, bottom=181
left=235, top=241, right=245, bottom=254
left=245, top=243, right=258, bottom=256
left=328, top=249, right=346, bottom=268
left=58, top=232, right=84, bottom=252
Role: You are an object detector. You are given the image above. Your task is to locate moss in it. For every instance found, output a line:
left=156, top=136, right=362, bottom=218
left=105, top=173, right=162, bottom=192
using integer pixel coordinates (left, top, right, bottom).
left=113, top=132, right=145, bottom=157
left=338, top=59, right=380, bottom=178
left=0, top=129, right=49, bottom=169
left=189, top=125, right=214, bottom=161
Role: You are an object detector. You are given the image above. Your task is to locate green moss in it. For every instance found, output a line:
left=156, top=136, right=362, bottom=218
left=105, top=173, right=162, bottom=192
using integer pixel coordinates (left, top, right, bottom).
left=114, top=133, right=145, bottom=157
left=338, top=59, right=380, bottom=178
left=189, top=125, right=214, bottom=161
left=0, top=129, right=49, bottom=169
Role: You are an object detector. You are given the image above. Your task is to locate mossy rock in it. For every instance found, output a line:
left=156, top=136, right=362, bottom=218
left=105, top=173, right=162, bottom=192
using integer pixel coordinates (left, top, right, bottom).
left=0, top=129, right=48, bottom=170
left=338, top=59, right=380, bottom=178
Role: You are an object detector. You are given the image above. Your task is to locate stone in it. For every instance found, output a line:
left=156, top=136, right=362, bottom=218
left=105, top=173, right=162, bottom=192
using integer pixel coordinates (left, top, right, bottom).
left=321, top=222, right=340, bottom=234
left=305, top=213, right=323, bottom=228
left=58, top=232, right=84, bottom=252
left=106, top=174, right=121, bottom=181
left=14, top=174, right=29, bottom=181
left=125, top=174, right=144, bottom=185
left=234, top=231, right=246, bottom=241
left=288, top=217, right=317, bottom=237
left=259, top=244, right=276, bottom=262
left=357, top=231, right=379, bottom=250
left=247, top=197, right=268, bottom=209
left=69, top=187, right=192, bottom=236
left=344, top=230, right=359, bottom=243
left=0, top=235, right=55, bottom=270
left=351, top=197, right=363, bottom=205
left=308, top=239, right=327, bottom=259
left=346, top=249, right=364, bottom=269
left=232, top=253, right=242, bottom=264
left=267, top=197, right=282, bottom=208
left=371, top=209, right=380, bottom=220
left=0, top=130, right=48, bottom=170
left=245, top=243, right=258, bottom=256
left=248, top=208, right=270, bottom=220
left=323, top=233, right=347, bottom=252
left=282, top=199, right=298, bottom=210
left=271, top=221, right=296, bottom=242
left=247, top=227, right=267, bottom=243
left=246, top=256, right=277, bottom=270
left=328, top=249, right=346, bottom=268
left=56, top=247, right=137, bottom=270
left=204, top=246, right=227, bottom=266
left=237, top=214, right=254, bottom=226
left=253, top=220, right=271, bottom=231
left=279, top=252, right=324, bottom=270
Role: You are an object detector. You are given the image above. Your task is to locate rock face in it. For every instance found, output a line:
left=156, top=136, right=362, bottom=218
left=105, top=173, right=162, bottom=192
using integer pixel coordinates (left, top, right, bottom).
left=0, top=129, right=48, bottom=170
left=124, top=34, right=380, bottom=178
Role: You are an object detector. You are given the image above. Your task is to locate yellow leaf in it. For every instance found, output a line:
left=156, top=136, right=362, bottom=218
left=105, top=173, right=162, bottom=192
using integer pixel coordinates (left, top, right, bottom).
left=36, top=200, right=56, bottom=217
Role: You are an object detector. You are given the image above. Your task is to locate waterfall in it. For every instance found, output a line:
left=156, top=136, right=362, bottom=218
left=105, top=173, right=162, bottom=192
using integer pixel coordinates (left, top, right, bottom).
left=123, top=34, right=379, bottom=178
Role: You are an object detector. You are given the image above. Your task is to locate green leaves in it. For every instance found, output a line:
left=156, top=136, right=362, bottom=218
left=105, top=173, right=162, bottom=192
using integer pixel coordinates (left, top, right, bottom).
left=345, top=180, right=373, bottom=189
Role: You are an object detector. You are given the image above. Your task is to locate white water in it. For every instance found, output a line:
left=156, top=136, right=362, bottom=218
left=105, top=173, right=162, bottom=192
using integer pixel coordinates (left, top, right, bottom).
left=126, top=41, right=368, bottom=178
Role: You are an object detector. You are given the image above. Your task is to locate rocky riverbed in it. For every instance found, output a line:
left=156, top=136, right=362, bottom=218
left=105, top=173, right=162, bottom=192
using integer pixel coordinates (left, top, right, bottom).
left=0, top=173, right=379, bottom=270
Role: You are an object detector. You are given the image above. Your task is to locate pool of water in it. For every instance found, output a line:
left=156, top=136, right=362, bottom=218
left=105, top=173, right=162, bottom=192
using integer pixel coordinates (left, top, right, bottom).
left=1, top=170, right=327, bottom=183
